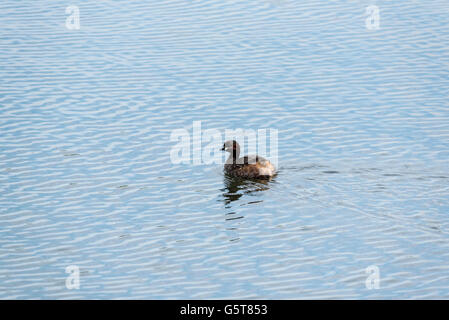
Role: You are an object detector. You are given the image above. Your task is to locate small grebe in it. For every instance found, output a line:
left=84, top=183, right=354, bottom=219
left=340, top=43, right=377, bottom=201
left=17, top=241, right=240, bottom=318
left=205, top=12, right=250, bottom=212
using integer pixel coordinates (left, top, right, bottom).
left=221, top=140, right=276, bottom=179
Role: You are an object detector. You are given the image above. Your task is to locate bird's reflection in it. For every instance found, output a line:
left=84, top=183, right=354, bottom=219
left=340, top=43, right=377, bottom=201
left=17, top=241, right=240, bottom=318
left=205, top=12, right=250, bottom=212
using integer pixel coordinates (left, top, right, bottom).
left=221, top=174, right=272, bottom=206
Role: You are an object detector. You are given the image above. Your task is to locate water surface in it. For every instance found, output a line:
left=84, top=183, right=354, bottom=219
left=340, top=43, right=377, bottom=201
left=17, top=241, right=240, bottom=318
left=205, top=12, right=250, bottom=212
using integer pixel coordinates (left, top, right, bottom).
left=1, top=0, right=449, bottom=299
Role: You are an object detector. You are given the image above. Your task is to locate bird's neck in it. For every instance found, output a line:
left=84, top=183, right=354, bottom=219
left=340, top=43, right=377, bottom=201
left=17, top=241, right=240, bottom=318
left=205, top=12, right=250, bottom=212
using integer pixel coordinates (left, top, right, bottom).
left=226, top=147, right=240, bottom=164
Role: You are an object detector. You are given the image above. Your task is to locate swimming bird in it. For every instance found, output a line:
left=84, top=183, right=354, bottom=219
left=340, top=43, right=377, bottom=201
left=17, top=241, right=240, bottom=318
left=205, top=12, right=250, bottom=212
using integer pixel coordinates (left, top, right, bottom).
left=221, top=140, right=276, bottom=179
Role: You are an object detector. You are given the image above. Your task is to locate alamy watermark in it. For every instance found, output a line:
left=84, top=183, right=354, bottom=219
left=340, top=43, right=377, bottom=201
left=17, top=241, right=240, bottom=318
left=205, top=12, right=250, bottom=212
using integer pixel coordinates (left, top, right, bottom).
left=65, top=265, right=80, bottom=289
left=366, top=5, right=380, bottom=30
left=365, top=265, right=380, bottom=289
left=170, top=121, right=278, bottom=166
left=66, top=5, right=80, bottom=30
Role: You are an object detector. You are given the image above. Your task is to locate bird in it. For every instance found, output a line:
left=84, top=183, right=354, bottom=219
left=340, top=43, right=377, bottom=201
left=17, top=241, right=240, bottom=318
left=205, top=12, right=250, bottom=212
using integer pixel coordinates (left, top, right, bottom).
left=221, top=140, right=276, bottom=179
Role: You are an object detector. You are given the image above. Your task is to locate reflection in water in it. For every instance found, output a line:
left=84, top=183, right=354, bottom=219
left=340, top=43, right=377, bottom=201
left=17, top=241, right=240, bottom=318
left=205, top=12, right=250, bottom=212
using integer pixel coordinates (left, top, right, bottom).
left=221, top=174, right=272, bottom=206
left=221, top=175, right=273, bottom=243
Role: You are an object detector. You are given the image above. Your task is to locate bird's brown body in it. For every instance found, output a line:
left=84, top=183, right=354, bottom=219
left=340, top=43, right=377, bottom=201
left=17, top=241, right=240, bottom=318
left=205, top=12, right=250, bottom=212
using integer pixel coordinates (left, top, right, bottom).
left=221, top=141, right=276, bottom=179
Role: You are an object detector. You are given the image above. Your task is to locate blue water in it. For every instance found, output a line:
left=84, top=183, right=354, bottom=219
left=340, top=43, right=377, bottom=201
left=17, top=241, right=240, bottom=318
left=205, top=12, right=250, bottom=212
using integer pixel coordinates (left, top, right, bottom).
left=1, top=0, right=449, bottom=299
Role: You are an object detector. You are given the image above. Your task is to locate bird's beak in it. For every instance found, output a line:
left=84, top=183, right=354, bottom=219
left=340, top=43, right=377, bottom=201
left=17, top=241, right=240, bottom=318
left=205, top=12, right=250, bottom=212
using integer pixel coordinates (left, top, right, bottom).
left=221, top=147, right=225, bottom=151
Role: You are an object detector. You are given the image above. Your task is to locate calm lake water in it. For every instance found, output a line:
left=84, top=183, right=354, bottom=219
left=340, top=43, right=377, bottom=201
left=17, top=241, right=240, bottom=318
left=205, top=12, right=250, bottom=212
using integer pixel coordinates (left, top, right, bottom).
left=1, top=0, right=449, bottom=299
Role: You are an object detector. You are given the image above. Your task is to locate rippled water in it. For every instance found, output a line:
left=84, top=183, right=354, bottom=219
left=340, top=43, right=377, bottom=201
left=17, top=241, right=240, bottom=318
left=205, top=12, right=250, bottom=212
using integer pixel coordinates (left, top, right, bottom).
left=1, top=0, right=449, bottom=299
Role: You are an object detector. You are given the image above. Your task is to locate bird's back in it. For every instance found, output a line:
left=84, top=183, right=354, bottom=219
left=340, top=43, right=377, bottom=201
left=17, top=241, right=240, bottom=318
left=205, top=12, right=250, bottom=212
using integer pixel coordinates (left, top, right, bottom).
left=224, top=155, right=276, bottom=178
